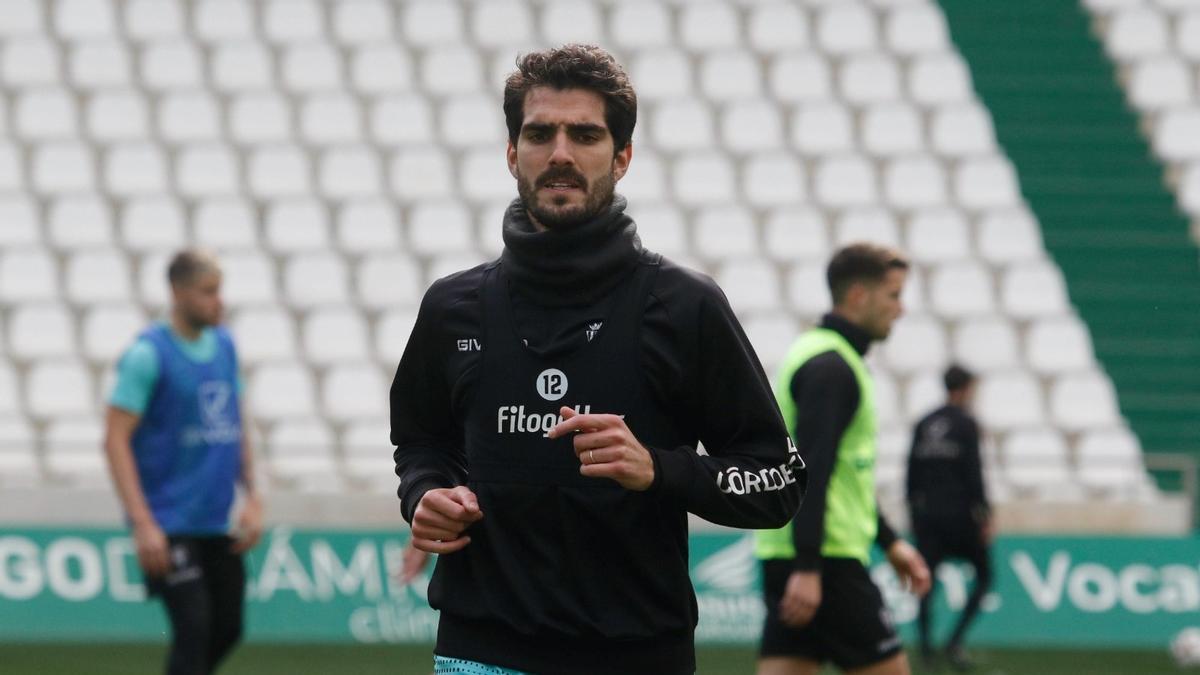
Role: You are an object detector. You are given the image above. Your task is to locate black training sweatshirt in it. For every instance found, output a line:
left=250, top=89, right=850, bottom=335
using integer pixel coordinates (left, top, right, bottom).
left=787, top=313, right=899, bottom=572
left=391, top=197, right=805, bottom=674
left=906, top=403, right=990, bottom=524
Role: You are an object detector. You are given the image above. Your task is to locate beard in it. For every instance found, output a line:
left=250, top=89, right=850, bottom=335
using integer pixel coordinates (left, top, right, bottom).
left=517, top=165, right=616, bottom=230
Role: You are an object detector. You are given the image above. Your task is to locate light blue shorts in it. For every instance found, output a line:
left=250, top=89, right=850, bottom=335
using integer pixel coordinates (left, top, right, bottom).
left=433, top=655, right=530, bottom=675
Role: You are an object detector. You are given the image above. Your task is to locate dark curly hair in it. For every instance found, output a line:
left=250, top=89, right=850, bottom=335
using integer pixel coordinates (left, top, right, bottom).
left=503, top=44, right=638, bottom=156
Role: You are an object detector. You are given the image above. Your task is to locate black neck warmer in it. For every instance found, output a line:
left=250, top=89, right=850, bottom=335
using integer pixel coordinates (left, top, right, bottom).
left=500, top=195, right=644, bottom=307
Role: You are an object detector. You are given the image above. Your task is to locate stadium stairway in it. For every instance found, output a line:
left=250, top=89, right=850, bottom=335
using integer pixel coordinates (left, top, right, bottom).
left=939, top=0, right=1200, bottom=460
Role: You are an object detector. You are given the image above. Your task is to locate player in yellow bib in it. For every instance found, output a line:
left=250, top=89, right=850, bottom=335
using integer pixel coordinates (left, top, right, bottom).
left=755, top=244, right=931, bottom=675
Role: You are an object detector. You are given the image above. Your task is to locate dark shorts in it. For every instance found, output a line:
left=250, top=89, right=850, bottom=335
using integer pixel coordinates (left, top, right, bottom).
left=759, top=558, right=902, bottom=670
left=913, top=515, right=991, bottom=582
left=144, top=535, right=240, bottom=597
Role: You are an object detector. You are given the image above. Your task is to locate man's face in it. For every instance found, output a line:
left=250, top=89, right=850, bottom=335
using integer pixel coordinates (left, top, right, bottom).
left=860, top=268, right=907, bottom=340
left=173, top=271, right=224, bottom=329
left=507, top=87, right=631, bottom=230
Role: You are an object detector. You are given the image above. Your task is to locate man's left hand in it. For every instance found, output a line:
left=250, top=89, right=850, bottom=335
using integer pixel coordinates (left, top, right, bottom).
left=231, top=495, right=264, bottom=554
left=548, top=407, right=655, bottom=491
left=886, top=539, right=931, bottom=597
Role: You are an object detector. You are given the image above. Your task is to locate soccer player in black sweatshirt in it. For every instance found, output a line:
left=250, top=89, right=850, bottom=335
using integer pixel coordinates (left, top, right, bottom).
left=390, top=45, right=806, bottom=675
left=906, top=365, right=992, bottom=671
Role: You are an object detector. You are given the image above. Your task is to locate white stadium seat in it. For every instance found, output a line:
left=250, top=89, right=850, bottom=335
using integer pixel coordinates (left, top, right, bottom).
left=905, top=371, right=946, bottom=420
left=543, top=0, right=605, bottom=45
left=0, top=0, right=42, bottom=38
left=121, top=198, right=187, bottom=252
left=1076, top=428, right=1146, bottom=494
left=248, top=145, right=312, bottom=198
left=840, top=54, right=903, bottom=105
left=1001, top=260, right=1071, bottom=319
left=371, top=95, right=433, bottom=147
left=0, top=417, right=39, bottom=487
left=1106, top=8, right=1170, bottom=60
left=402, top=0, right=463, bottom=48
left=266, top=419, right=340, bottom=490
left=140, top=41, right=204, bottom=91
left=280, top=44, right=342, bottom=93
left=770, top=52, right=833, bottom=103
left=3, top=38, right=61, bottom=88
left=284, top=253, right=350, bottom=308
left=617, top=149, right=666, bottom=202
left=884, top=155, right=948, bottom=209
left=694, top=206, right=758, bottom=260
left=1027, top=316, right=1096, bottom=375
left=47, top=195, right=113, bottom=249
left=17, top=88, right=78, bottom=140
left=626, top=202, right=688, bottom=257
left=787, top=261, right=833, bottom=317
left=249, top=363, right=317, bottom=419
left=69, top=40, right=132, bottom=89
left=653, top=99, right=715, bottom=152
left=87, top=90, right=151, bottom=142
left=1180, top=12, right=1200, bottom=59
left=125, top=0, right=184, bottom=42
left=873, top=371, right=902, bottom=429
left=886, top=5, right=950, bottom=55
left=375, top=309, right=418, bottom=366
left=863, top=103, right=925, bottom=157
left=357, top=254, right=422, bottom=309
left=717, top=260, right=782, bottom=314
left=336, top=200, right=402, bottom=253
left=793, top=103, right=855, bottom=155
left=835, top=207, right=901, bottom=248
left=1153, top=107, right=1200, bottom=160
left=391, top=146, right=453, bottom=200
left=817, top=4, right=878, bottom=55
left=193, top=0, right=255, bottom=42
left=301, top=94, right=362, bottom=146
left=409, top=202, right=474, bottom=254
left=610, top=3, right=671, bottom=50
left=303, top=308, right=370, bottom=365
left=9, top=304, right=75, bottom=360
left=82, top=305, right=145, bottom=363
left=1050, top=372, right=1121, bottom=431
left=1003, top=428, right=1079, bottom=498
left=33, top=142, right=95, bottom=194
left=631, top=49, right=693, bottom=101
left=680, top=2, right=739, bottom=51
left=742, top=313, right=801, bottom=374
left=723, top=99, right=786, bottom=153
left=0, top=143, right=23, bottom=191
left=27, top=361, right=94, bottom=418
left=931, top=103, right=997, bottom=157
left=211, top=43, right=276, bottom=93
left=748, top=3, right=809, bottom=53
left=1180, top=161, right=1200, bottom=215
left=262, top=0, right=324, bottom=43
left=1128, top=57, right=1192, bottom=110
left=701, top=50, right=763, bottom=102
left=471, top=1, right=533, bottom=49
left=977, top=208, right=1044, bottom=263
left=0, top=249, right=59, bottom=303
left=55, top=0, right=116, bottom=39
left=323, top=364, right=388, bottom=421
left=909, top=54, right=974, bottom=106
left=674, top=152, right=737, bottom=206
left=194, top=199, right=259, bottom=250
left=43, top=416, right=108, bottom=486
left=953, top=316, right=1021, bottom=372
left=137, top=253, right=171, bottom=309
left=441, top=95, right=504, bottom=149
left=352, top=45, right=414, bottom=94
left=814, top=155, right=877, bottom=207
left=743, top=153, right=807, bottom=206
left=230, top=308, right=298, bottom=364
left=229, top=93, right=293, bottom=145
left=265, top=200, right=331, bottom=253
left=0, top=196, right=40, bottom=247
left=882, top=315, right=948, bottom=373
left=220, top=252, right=277, bottom=306
left=159, top=91, right=222, bottom=144
left=66, top=249, right=132, bottom=305
left=906, top=208, right=970, bottom=262
left=763, top=208, right=829, bottom=262
left=977, top=373, right=1045, bottom=429
left=176, top=144, right=241, bottom=198
left=956, top=156, right=1021, bottom=209
left=342, top=420, right=396, bottom=492
left=930, top=261, right=995, bottom=317
left=421, top=46, right=484, bottom=97
left=461, top=147, right=513, bottom=202
left=320, top=146, right=384, bottom=200
left=105, top=143, right=169, bottom=196
left=333, top=0, right=393, bottom=44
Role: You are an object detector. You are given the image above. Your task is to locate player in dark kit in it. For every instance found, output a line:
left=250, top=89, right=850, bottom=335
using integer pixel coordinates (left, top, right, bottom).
left=391, top=45, right=806, bottom=675
left=907, top=365, right=993, bottom=672
left=103, top=250, right=262, bottom=675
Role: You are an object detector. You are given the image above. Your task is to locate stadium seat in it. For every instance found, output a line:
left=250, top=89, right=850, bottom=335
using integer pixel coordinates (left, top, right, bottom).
left=441, top=94, right=504, bottom=149
left=701, top=50, right=763, bottom=102
left=905, top=208, right=970, bottom=262
left=302, top=308, right=370, bottom=366
left=82, top=304, right=145, bottom=364
left=673, top=152, right=737, bottom=206
left=631, top=48, right=693, bottom=101
left=17, top=88, right=78, bottom=140
left=248, top=363, right=317, bottom=419
left=357, top=254, right=422, bottom=309
left=264, top=200, right=331, bottom=253
left=421, top=46, right=484, bottom=97
left=884, top=155, right=948, bottom=209
left=1075, top=428, right=1146, bottom=495
left=104, top=143, right=169, bottom=196
left=137, top=253, right=171, bottom=309
left=863, top=103, right=925, bottom=156
left=680, top=2, right=739, bottom=51
left=47, top=195, right=113, bottom=249
left=26, top=360, right=93, bottom=418
left=955, top=156, right=1021, bottom=209
left=0, top=0, right=42, bottom=37
left=248, top=145, right=312, bottom=198
left=742, top=313, right=800, bottom=374
left=1050, top=371, right=1121, bottom=431
left=626, top=202, right=688, bottom=257
left=0, top=417, right=39, bottom=488
left=323, top=363, right=388, bottom=421
left=391, top=146, right=453, bottom=199
left=371, top=95, right=433, bottom=147
left=140, top=41, right=204, bottom=91
left=194, top=198, right=259, bottom=250
left=230, top=308, right=298, bottom=364
left=408, top=202, right=474, bottom=254
left=976, top=373, right=1045, bottom=429
left=618, top=150, right=667, bottom=202
left=817, top=4, right=878, bottom=55
left=977, top=208, right=1044, bottom=263
left=351, top=45, right=414, bottom=94
left=835, top=207, right=901, bottom=248
left=158, top=91, right=221, bottom=143
left=284, top=253, right=350, bottom=308
left=461, top=147, right=513, bottom=202
left=770, top=52, right=833, bottom=103
left=841, top=54, right=903, bottom=105
left=815, top=155, right=878, bottom=207
left=266, top=419, right=341, bottom=491
left=1128, top=57, right=1192, bottom=110
left=1180, top=161, right=1200, bottom=215
left=609, top=3, right=671, bottom=50
left=402, top=0, right=462, bottom=48
left=125, top=0, right=184, bottom=41
left=228, top=92, right=292, bottom=145
left=1001, top=260, right=1071, bottom=319
left=375, top=308, right=418, bottom=366
left=930, top=261, right=995, bottom=317
left=55, top=0, right=116, bottom=38
left=905, top=371, right=946, bottom=420
left=2, top=38, right=61, bottom=88
left=952, top=315, right=1021, bottom=372
left=87, top=90, right=151, bottom=142
left=787, top=261, right=834, bottom=317
left=176, top=144, right=241, bottom=197
left=693, top=206, right=758, bottom=261
left=874, top=426, right=909, bottom=496
left=33, top=141, right=95, bottom=193
left=653, top=99, right=715, bottom=152
left=0, top=249, right=59, bottom=303
left=219, top=251, right=277, bottom=306
left=193, top=0, right=254, bottom=42
left=9, top=304, right=74, bottom=360
left=301, top=94, right=362, bottom=146
left=1180, top=11, right=1200, bottom=59
left=341, top=420, right=396, bottom=492
left=743, top=153, right=807, bottom=206
left=0, top=196, right=40, bottom=247
left=280, top=44, right=342, bottom=93
left=332, top=0, right=392, bottom=44
left=886, top=5, right=950, bottom=55
left=336, top=200, right=402, bottom=253
left=909, top=53, right=974, bottom=106
left=65, top=249, right=132, bottom=305
left=763, top=207, right=829, bottom=262
left=120, top=198, right=186, bottom=252
left=747, top=3, right=809, bottom=53
left=470, top=0, right=532, bottom=49
left=262, top=0, right=324, bottom=43
left=476, top=201, right=509, bottom=256
left=69, top=40, right=132, bottom=89
left=1003, top=428, right=1079, bottom=498
left=320, top=146, right=384, bottom=199
left=1153, top=108, right=1200, bottom=160
left=717, top=260, right=782, bottom=314
left=723, top=99, right=785, bottom=153
left=930, top=103, right=997, bottom=157
left=1106, top=8, right=1170, bottom=60
left=873, top=370, right=902, bottom=428
left=0, top=143, right=22, bottom=191
left=882, top=314, right=948, bottom=373
left=42, top=416, right=108, bottom=486
left=543, top=0, right=604, bottom=44
left=901, top=264, right=927, bottom=313
left=210, top=43, right=276, bottom=93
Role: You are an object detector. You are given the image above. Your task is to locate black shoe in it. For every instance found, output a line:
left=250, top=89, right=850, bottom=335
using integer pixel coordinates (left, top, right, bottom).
left=944, top=646, right=974, bottom=672
left=918, top=646, right=939, bottom=671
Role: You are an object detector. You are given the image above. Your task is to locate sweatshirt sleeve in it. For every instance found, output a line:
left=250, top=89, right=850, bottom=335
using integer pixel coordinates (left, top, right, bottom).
left=391, top=280, right=470, bottom=523
left=962, top=417, right=990, bottom=523
left=648, top=273, right=806, bottom=530
left=786, top=352, right=860, bottom=572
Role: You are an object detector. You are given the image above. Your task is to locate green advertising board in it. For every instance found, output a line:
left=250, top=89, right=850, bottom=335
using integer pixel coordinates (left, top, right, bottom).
left=1, top=527, right=1198, bottom=648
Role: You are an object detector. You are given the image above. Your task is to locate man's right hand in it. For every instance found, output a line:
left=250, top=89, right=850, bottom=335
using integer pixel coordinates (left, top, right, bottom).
left=411, top=486, right=484, bottom=555
left=134, top=521, right=170, bottom=578
left=779, top=570, right=822, bottom=627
